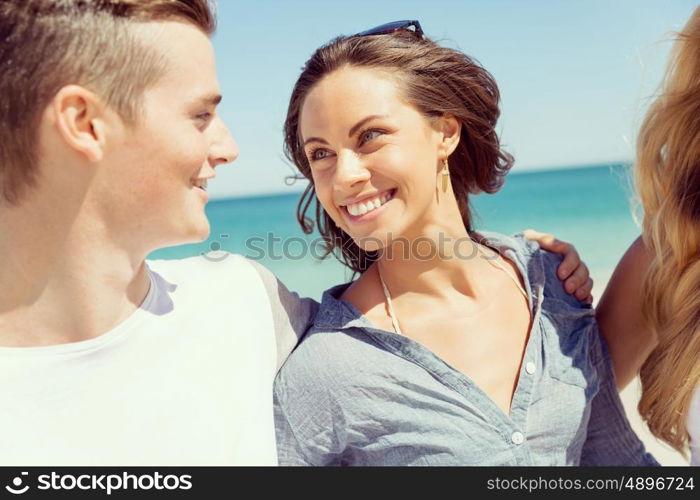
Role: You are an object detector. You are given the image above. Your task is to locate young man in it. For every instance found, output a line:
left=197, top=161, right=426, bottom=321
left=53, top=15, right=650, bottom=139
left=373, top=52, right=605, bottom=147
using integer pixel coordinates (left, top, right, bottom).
left=0, top=0, right=314, bottom=465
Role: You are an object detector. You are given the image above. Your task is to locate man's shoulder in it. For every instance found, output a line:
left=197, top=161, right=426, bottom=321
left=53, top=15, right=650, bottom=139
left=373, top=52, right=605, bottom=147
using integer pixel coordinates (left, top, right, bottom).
left=145, top=253, right=268, bottom=303
left=146, top=252, right=249, bottom=276
left=147, top=256, right=319, bottom=369
left=146, top=253, right=266, bottom=291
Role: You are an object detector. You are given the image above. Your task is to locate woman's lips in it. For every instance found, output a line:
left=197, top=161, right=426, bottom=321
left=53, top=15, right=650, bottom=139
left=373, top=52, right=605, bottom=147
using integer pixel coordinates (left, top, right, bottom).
left=341, top=189, right=396, bottom=223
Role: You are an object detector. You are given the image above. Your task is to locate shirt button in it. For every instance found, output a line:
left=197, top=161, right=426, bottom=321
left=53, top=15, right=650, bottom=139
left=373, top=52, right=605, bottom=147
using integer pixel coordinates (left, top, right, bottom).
left=525, top=362, right=536, bottom=374
left=511, top=431, right=524, bottom=445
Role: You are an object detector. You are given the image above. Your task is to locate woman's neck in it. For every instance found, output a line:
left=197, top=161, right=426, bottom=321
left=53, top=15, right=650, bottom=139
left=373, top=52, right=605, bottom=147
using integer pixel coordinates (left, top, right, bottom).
left=374, top=222, right=496, bottom=302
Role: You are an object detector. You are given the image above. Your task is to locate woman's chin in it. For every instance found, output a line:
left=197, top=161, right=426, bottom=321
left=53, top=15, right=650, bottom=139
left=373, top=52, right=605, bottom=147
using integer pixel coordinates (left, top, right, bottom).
left=357, top=241, right=384, bottom=253
left=352, top=232, right=393, bottom=253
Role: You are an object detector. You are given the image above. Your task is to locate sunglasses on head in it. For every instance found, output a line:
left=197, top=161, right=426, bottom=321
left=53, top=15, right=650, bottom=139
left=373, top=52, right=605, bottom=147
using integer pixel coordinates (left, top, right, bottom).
left=354, top=20, right=424, bottom=38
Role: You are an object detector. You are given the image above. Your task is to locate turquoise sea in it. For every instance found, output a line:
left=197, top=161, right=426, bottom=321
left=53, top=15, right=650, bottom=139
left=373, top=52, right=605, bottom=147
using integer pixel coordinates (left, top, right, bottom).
left=150, top=163, right=641, bottom=300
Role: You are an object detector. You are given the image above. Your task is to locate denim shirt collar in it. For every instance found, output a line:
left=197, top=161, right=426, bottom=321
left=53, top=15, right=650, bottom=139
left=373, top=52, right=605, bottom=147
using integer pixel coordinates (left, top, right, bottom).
left=313, top=231, right=543, bottom=331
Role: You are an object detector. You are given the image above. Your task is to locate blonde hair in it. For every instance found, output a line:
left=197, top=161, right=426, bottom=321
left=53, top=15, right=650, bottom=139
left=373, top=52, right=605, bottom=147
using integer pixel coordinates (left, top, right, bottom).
left=636, top=6, right=700, bottom=454
left=0, top=0, right=216, bottom=204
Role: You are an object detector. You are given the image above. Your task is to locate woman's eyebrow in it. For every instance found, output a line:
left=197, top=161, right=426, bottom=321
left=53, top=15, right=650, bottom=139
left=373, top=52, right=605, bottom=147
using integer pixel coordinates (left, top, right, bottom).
left=303, top=114, right=389, bottom=147
left=303, top=136, right=328, bottom=147
left=348, top=115, right=388, bottom=138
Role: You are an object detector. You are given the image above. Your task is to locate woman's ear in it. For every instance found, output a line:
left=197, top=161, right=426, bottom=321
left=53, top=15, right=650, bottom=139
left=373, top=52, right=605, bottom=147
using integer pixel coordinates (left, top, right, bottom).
left=49, top=85, right=109, bottom=163
left=436, top=113, right=461, bottom=157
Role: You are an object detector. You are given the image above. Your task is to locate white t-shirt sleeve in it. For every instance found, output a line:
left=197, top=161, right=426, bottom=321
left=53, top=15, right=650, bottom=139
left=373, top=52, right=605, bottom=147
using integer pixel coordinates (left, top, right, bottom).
left=246, top=260, right=319, bottom=371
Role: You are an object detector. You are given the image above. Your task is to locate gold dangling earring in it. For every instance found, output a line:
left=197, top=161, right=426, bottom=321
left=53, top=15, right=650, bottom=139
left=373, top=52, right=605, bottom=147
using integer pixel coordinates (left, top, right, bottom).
left=441, top=158, right=450, bottom=193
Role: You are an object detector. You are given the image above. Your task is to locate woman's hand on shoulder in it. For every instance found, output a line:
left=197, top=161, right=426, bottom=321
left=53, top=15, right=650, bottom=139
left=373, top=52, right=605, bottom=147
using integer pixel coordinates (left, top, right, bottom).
left=523, top=229, right=593, bottom=304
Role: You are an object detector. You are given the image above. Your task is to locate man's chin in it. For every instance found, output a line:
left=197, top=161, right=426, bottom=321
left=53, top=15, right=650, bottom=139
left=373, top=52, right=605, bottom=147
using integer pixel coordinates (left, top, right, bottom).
left=190, top=222, right=212, bottom=244
left=166, top=220, right=212, bottom=247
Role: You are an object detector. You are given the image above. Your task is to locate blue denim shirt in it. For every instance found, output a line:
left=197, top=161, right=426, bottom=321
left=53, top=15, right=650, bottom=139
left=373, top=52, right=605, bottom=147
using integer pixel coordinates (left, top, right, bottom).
left=274, top=231, right=657, bottom=466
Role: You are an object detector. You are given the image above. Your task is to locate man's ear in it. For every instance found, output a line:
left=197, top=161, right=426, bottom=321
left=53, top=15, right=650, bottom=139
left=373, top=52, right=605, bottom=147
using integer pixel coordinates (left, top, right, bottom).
left=435, top=113, right=461, bottom=157
left=49, top=85, right=110, bottom=163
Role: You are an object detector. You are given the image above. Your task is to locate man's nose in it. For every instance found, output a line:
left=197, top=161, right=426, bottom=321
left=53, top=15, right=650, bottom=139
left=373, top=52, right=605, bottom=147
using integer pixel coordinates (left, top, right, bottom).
left=209, top=118, right=239, bottom=167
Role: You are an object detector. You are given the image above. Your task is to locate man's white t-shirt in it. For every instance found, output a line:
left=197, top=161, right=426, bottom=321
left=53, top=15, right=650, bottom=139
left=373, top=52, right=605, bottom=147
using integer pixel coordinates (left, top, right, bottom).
left=0, top=254, right=317, bottom=465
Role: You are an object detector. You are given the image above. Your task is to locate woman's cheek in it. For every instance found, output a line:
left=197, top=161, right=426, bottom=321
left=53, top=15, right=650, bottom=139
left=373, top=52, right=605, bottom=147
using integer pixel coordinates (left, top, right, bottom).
left=312, top=173, right=337, bottom=218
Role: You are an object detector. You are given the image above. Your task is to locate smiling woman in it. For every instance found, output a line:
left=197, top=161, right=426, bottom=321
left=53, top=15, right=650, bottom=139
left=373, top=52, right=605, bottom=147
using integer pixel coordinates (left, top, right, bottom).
left=273, top=22, right=658, bottom=466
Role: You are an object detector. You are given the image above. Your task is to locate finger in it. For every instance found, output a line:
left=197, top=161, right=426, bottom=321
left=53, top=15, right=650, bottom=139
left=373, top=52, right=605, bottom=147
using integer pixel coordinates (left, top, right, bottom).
left=580, top=275, right=594, bottom=296
left=575, top=277, right=594, bottom=301
left=565, top=264, right=589, bottom=294
left=585, top=294, right=594, bottom=304
left=558, top=244, right=580, bottom=281
left=523, top=229, right=561, bottom=250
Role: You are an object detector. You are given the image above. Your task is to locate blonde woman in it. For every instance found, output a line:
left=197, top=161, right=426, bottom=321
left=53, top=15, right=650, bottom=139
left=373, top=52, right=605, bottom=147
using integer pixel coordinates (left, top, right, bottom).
left=594, top=7, right=700, bottom=464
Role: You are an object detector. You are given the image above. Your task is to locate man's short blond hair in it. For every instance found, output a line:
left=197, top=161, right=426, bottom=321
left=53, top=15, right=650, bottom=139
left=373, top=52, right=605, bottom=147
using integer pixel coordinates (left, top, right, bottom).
left=0, top=0, right=216, bottom=204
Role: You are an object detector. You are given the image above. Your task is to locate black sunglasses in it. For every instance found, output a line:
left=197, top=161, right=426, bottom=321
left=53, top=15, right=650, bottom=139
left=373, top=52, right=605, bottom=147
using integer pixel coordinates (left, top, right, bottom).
left=354, top=20, right=424, bottom=38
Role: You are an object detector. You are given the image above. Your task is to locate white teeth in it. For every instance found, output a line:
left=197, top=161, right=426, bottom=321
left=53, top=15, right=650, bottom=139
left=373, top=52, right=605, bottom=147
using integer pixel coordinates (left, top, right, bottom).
left=345, top=191, right=393, bottom=217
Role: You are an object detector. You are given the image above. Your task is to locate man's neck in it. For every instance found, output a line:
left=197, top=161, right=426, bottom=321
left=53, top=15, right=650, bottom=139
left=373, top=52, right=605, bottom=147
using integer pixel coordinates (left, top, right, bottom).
left=0, top=198, right=152, bottom=348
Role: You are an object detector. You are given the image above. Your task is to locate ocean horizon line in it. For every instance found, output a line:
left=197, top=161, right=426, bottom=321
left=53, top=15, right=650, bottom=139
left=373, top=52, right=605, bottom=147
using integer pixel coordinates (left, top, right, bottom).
left=209, top=160, right=633, bottom=203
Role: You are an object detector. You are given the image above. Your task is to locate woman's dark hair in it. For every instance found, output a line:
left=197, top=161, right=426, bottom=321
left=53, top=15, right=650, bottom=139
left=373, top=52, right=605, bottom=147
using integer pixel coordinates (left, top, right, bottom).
left=284, top=30, right=514, bottom=274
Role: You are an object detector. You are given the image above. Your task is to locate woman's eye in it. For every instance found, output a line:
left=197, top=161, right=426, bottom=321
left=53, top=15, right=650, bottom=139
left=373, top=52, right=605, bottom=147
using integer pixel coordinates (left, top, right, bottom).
left=310, top=149, right=331, bottom=162
left=360, top=129, right=383, bottom=145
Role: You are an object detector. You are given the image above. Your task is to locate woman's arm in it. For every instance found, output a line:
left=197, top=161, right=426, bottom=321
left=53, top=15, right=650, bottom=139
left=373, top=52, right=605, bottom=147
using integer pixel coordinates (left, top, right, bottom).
left=596, top=236, right=657, bottom=390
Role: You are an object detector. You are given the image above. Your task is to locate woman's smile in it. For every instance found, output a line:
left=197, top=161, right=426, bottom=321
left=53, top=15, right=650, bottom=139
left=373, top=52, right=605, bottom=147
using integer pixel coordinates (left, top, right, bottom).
left=339, top=188, right=396, bottom=224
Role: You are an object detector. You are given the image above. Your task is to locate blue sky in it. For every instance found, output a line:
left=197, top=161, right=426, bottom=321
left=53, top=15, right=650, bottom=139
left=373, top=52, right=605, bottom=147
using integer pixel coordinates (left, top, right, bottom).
left=206, top=0, right=697, bottom=199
